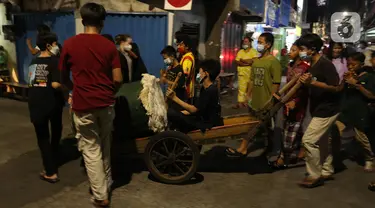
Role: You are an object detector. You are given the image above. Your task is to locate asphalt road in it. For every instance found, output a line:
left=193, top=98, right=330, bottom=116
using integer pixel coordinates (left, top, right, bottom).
left=0, top=96, right=374, bottom=208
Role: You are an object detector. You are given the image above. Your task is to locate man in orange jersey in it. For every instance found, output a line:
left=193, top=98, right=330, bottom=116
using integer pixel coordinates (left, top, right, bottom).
left=177, top=35, right=196, bottom=104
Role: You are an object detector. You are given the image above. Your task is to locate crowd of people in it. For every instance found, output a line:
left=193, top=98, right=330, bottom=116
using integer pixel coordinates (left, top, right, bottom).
left=25, top=2, right=220, bottom=207
left=230, top=32, right=375, bottom=189
left=22, top=1, right=375, bottom=207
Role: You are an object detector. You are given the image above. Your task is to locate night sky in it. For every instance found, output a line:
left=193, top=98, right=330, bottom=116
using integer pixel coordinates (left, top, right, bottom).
left=307, top=0, right=364, bottom=22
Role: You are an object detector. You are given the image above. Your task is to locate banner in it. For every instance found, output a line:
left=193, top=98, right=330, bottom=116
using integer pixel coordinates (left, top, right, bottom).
left=164, top=0, right=193, bottom=10
left=266, top=0, right=279, bottom=28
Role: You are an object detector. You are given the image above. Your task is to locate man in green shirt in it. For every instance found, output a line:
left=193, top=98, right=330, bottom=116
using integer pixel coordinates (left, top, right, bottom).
left=226, top=32, right=282, bottom=157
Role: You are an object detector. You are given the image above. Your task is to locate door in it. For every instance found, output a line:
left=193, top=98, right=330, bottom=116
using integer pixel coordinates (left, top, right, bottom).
left=101, top=13, right=168, bottom=76
left=14, top=12, right=75, bottom=84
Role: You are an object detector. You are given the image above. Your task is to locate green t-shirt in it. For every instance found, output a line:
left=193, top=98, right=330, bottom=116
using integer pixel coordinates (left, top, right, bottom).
left=250, top=55, right=282, bottom=110
left=339, top=72, right=375, bottom=131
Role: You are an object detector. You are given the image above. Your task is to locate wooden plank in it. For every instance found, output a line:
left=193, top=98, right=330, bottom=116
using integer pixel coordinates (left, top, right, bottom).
left=0, top=82, right=29, bottom=88
left=223, top=114, right=257, bottom=125
left=134, top=120, right=260, bottom=153
left=189, top=121, right=259, bottom=141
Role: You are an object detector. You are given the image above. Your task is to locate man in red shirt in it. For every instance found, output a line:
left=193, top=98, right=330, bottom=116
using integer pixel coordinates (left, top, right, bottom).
left=59, top=3, right=122, bottom=207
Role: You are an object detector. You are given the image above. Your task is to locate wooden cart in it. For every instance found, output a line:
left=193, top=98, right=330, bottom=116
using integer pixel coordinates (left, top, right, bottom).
left=134, top=74, right=303, bottom=184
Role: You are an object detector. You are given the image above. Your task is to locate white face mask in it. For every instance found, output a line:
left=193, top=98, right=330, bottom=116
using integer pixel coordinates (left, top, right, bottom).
left=49, top=45, right=60, bottom=55
left=124, top=44, right=132, bottom=51
left=257, top=44, right=265, bottom=53
left=242, top=44, right=249, bottom=49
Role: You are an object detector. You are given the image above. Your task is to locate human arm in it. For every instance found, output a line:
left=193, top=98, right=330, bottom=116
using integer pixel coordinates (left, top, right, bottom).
left=271, top=58, right=282, bottom=94
left=345, top=76, right=375, bottom=99
left=300, top=73, right=343, bottom=92
left=27, top=38, right=40, bottom=55
left=111, top=48, right=123, bottom=91
left=235, top=50, right=251, bottom=66
left=127, top=50, right=138, bottom=59
left=167, top=88, right=198, bottom=113
left=58, top=47, right=74, bottom=91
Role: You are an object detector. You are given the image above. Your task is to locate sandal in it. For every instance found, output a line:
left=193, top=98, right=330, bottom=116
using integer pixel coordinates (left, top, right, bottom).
left=39, top=173, right=60, bottom=184
left=270, top=156, right=288, bottom=169
left=368, top=182, right=375, bottom=191
left=298, top=177, right=324, bottom=188
left=225, top=147, right=248, bottom=158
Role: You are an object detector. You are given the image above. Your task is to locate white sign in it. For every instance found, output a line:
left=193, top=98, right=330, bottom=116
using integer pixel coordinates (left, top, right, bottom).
left=164, top=0, right=193, bottom=10
left=331, top=12, right=361, bottom=43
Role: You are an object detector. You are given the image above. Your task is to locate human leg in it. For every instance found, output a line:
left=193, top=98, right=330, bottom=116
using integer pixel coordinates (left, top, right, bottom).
left=97, top=106, right=115, bottom=189
left=33, top=120, right=58, bottom=178
left=234, top=68, right=250, bottom=108
left=50, top=107, right=63, bottom=168
left=74, top=110, right=108, bottom=201
left=301, top=114, right=338, bottom=185
left=353, top=128, right=374, bottom=171
left=167, top=108, right=197, bottom=133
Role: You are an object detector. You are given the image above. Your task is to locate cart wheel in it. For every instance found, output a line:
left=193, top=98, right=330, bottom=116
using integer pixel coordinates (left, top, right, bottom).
left=144, top=131, right=200, bottom=184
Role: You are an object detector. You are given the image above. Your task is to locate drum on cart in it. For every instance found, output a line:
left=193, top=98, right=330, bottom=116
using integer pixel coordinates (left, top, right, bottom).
left=113, top=74, right=168, bottom=139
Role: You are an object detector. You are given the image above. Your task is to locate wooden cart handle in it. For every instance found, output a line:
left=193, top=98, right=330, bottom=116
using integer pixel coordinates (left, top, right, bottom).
left=165, top=72, right=182, bottom=102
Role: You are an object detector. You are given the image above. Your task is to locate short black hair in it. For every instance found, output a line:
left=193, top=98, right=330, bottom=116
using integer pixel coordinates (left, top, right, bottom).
left=259, top=32, right=274, bottom=48
left=160, top=46, right=177, bottom=58
left=179, top=34, right=193, bottom=48
left=37, top=24, right=50, bottom=34
left=115, top=34, right=131, bottom=45
left=348, top=52, right=366, bottom=63
left=80, top=3, right=106, bottom=27
left=102, top=34, right=114, bottom=43
left=36, top=32, right=58, bottom=51
left=297, top=33, right=323, bottom=52
left=200, top=59, right=221, bottom=81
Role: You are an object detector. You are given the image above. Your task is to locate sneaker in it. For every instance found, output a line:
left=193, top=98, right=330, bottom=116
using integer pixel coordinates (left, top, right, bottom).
left=365, top=161, right=374, bottom=172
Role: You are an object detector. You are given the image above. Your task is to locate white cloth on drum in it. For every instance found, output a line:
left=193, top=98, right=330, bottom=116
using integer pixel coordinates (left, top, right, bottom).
left=139, top=74, right=168, bottom=132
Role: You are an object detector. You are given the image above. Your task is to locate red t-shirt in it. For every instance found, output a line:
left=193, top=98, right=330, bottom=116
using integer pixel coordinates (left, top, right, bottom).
left=59, top=34, right=121, bottom=112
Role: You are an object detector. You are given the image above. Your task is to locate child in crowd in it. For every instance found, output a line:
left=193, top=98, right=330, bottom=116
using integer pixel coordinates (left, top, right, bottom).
left=332, top=52, right=375, bottom=172
left=28, top=32, right=65, bottom=183
left=271, top=40, right=310, bottom=169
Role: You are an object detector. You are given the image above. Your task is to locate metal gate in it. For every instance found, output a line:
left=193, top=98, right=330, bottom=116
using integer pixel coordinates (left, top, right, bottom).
left=101, top=12, right=168, bottom=76
left=220, top=22, right=243, bottom=73
left=14, top=12, right=75, bottom=84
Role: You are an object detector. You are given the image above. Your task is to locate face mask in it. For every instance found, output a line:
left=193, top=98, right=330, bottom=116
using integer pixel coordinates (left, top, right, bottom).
left=124, top=44, right=132, bottom=51
left=173, top=39, right=178, bottom=44
left=299, top=51, right=310, bottom=60
left=257, top=44, right=265, bottom=53
left=49, top=45, right=60, bottom=56
left=178, top=47, right=185, bottom=54
left=164, top=58, right=172, bottom=66
left=242, top=44, right=249, bottom=49
left=196, top=72, right=207, bottom=84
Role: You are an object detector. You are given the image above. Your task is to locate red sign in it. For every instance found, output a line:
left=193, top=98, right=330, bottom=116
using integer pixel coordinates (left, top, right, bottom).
left=165, top=0, right=192, bottom=10
left=167, top=0, right=191, bottom=7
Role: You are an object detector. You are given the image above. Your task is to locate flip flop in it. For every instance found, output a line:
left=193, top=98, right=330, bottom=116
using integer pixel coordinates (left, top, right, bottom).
left=225, top=147, right=248, bottom=158
left=39, top=173, right=60, bottom=184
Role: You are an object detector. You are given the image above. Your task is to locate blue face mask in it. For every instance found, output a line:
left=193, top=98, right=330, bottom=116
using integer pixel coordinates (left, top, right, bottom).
left=299, top=51, right=311, bottom=60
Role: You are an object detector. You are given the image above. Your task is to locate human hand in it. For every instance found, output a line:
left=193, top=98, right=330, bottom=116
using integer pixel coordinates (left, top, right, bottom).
left=345, top=76, right=358, bottom=86
left=299, top=73, right=312, bottom=85
left=166, top=88, right=176, bottom=99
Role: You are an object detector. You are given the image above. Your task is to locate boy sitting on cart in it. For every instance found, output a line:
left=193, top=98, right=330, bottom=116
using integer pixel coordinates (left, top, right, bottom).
left=166, top=59, right=223, bottom=133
